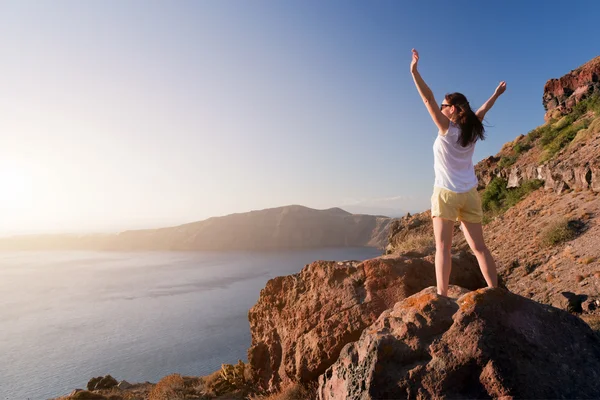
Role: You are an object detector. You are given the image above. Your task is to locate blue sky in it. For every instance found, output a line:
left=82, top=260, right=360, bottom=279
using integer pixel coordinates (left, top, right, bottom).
left=0, top=0, right=598, bottom=234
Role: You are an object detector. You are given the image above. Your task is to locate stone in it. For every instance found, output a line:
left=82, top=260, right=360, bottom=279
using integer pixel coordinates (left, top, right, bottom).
left=87, top=375, right=118, bottom=391
left=317, top=288, right=600, bottom=399
left=543, top=56, right=600, bottom=121
left=247, top=254, right=487, bottom=392
left=117, top=380, right=133, bottom=390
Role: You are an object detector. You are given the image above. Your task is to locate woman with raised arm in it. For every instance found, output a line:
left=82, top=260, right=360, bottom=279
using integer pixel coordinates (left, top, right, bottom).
left=410, top=48, right=506, bottom=296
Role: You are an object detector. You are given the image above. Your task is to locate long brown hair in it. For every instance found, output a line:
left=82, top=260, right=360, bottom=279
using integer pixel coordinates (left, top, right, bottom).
left=445, top=92, right=485, bottom=147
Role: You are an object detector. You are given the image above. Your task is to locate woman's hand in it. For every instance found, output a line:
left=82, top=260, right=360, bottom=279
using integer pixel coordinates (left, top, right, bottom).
left=410, top=48, right=419, bottom=74
left=495, top=81, right=507, bottom=96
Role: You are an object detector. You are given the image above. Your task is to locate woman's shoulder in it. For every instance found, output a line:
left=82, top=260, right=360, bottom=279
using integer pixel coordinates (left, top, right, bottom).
left=444, top=121, right=460, bottom=136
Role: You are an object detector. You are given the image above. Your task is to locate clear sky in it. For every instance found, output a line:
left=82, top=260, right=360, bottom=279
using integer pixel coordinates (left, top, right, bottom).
left=1, top=0, right=599, bottom=235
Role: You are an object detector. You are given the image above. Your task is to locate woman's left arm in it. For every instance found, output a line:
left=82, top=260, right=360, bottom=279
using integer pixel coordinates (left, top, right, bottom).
left=476, top=81, right=506, bottom=121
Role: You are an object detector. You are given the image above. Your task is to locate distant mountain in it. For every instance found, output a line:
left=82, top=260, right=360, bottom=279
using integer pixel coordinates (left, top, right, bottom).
left=0, top=205, right=393, bottom=251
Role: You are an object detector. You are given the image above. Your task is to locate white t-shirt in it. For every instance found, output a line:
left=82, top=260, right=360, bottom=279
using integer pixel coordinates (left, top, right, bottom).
left=433, top=122, right=478, bottom=193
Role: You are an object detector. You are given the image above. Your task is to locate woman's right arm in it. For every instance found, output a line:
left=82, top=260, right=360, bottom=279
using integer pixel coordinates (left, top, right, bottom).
left=410, top=49, right=449, bottom=133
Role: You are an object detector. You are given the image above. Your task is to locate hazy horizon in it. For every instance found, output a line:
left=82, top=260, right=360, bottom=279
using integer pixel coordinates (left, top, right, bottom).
left=0, top=202, right=408, bottom=237
left=1, top=1, right=599, bottom=236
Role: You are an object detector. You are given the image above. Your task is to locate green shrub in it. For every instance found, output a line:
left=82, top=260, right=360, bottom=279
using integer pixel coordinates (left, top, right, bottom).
left=498, top=155, right=517, bottom=169
left=539, top=125, right=560, bottom=146
left=526, top=124, right=548, bottom=142
left=541, top=119, right=590, bottom=161
left=504, top=179, right=544, bottom=209
left=481, top=178, right=544, bottom=215
left=513, top=142, right=531, bottom=154
left=481, top=178, right=508, bottom=213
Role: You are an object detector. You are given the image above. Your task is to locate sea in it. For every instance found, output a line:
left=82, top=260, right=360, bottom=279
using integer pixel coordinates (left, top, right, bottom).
left=0, top=247, right=382, bottom=399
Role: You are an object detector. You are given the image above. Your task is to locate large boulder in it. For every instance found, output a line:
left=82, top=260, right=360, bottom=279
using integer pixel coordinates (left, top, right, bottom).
left=247, top=254, right=487, bottom=392
left=318, top=287, right=600, bottom=399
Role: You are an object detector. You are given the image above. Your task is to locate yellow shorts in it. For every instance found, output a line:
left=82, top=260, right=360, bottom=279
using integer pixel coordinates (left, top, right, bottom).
left=431, top=186, right=483, bottom=223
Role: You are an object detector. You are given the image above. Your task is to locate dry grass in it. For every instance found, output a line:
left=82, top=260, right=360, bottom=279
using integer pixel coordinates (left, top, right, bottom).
left=249, top=383, right=317, bottom=400
left=148, top=374, right=185, bottom=400
left=571, top=116, right=600, bottom=145
left=552, top=116, right=571, bottom=130
left=394, top=232, right=435, bottom=255
left=147, top=374, right=210, bottom=400
left=54, top=386, right=152, bottom=400
left=540, top=219, right=581, bottom=247
left=200, top=369, right=223, bottom=396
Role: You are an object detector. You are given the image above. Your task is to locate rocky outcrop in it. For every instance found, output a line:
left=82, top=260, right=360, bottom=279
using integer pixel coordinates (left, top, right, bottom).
left=476, top=157, right=599, bottom=194
left=247, top=253, right=487, bottom=392
left=475, top=122, right=600, bottom=194
left=86, top=375, right=117, bottom=391
left=317, top=287, right=600, bottom=399
left=543, top=55, right=600, bottom=121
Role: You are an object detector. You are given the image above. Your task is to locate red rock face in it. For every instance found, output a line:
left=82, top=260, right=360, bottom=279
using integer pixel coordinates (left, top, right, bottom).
left=247, top=253, right=487, bottom=392
left=543, top=56, right=600, bottom=121
left=317, top=287, right=600, bottom=399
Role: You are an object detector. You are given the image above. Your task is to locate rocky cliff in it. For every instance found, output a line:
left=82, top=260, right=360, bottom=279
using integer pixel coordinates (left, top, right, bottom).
left=543, top=55, right=600, bottom=121
left=247, top=253, right=486, bottom=392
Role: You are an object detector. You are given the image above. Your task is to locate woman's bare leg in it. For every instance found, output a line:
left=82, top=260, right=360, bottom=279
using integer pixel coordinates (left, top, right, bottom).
left=460, top=221, right=498, bottom=288
left=433, top=217, right=455, bottom=296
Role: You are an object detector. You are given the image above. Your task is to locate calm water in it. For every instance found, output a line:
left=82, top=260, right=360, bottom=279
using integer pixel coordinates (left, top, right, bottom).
left=0, top=247, right=382, bottom=399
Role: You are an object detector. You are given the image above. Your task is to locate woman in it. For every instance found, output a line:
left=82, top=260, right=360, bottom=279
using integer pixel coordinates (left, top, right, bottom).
left=410, top=48, right=506, bottom=296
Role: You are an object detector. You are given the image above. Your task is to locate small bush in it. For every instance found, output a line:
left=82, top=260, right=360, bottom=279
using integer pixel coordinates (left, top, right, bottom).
left=481, top=178, right=543, bottom=215
left=149, top=374, right=185, bottom=400
left=537, top=95, right=600, bottom=162
left=526, top=125, right=545, bottom=142
left=498, top=155, right=517, bottom=168
left=481, top=178, right=508, bottom=213
left=540, top=219, right=583, bottom=247
left=513, top=142, right=531, bottom=154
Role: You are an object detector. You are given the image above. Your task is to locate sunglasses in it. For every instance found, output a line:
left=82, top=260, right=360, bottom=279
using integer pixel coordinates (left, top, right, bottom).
left=440, top=104, right=452, bottom=110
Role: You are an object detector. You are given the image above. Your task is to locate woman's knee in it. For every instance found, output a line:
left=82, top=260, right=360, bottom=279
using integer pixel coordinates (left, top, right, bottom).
left=436, top=241, right=452, bottom=253
left=471, top=242, right=488, bottom=255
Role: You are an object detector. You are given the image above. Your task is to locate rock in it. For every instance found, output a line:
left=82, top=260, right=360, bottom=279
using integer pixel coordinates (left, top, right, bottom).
left=247, top=254, right=487, bottom=392
left=561, top=292, right=589, bottom=313
left=87, top=377, right=101, bottom=391
left=317, top=287, right=600, bottom=399
left=69, top=390, right=108, bottom=400
left=543, top=56, right=600, bottom=121
left=507, top=166, right=522, bottom=188
left=87, top=375, right=118, bottom=391
left=117, top=380, right=132, bottom=390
